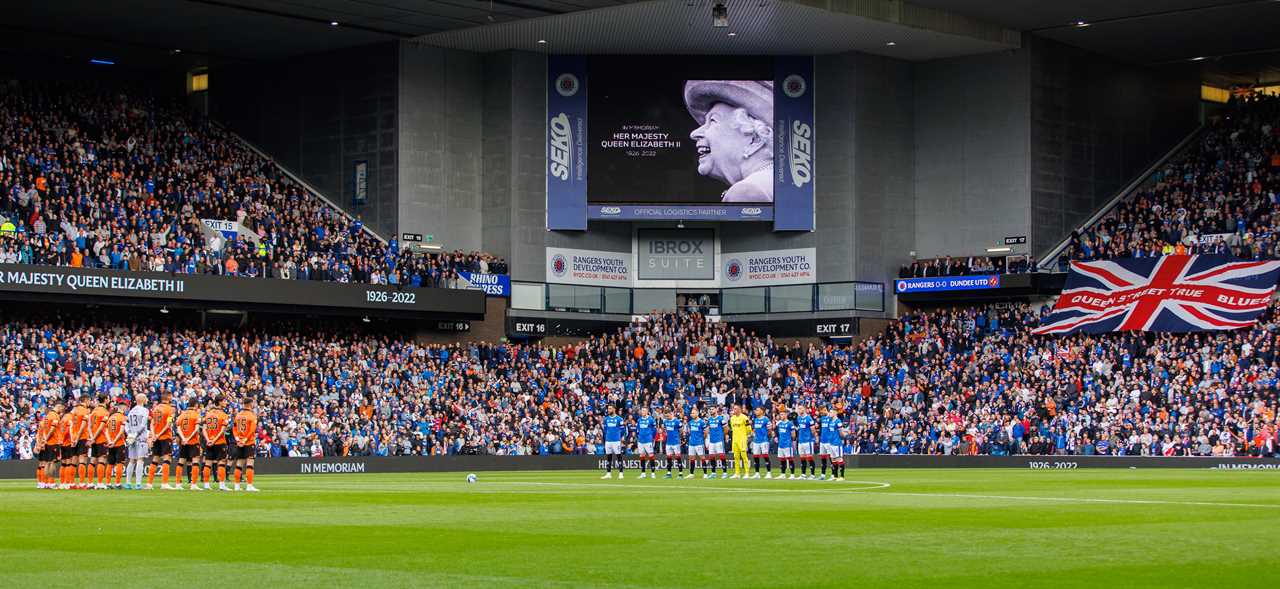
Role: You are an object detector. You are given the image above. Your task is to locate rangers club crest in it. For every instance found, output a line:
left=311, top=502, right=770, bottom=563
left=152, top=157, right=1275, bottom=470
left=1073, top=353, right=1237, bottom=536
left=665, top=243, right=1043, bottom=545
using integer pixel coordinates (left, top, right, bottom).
left=725, top=258, right=743, bottom=282
left=551, top=254, right=568, bottom=277
left=555, top=73, right=580, bottom=97
left=782, top=74, right=806, bottom=98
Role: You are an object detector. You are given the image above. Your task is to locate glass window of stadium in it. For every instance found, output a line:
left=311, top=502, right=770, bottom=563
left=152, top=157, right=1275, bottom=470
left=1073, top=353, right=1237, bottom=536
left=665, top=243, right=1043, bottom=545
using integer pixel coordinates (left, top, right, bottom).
left=633, top=289, right=676, bottom=314
left=676, top=291, right=718, bottom=315
left=603, top=287, right=631, bottom=314
left=769, top=285, right=814, bottom=312
left=721, top=287, right=767, bottom=314
left=548, top=284, right=603, bottom=312
left=512, top=283, right=546, bottom=310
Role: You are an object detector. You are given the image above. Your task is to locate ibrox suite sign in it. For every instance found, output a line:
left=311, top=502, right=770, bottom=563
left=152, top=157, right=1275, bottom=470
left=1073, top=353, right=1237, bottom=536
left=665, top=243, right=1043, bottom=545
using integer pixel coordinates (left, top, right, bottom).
left=895, top=275, right=1001, bottom=293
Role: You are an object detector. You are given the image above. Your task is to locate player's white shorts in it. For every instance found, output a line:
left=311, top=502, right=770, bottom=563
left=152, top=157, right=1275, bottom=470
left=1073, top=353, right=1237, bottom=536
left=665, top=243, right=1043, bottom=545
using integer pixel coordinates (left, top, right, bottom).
left=750, top=442, right=769, bottom=456
left=604, top=441, right=623, bottom=455
left=128, top=438, right=149, bottom=460
left=821, top=443, right=844, bottom=461
left=797, top=442, right=814, bottom=457
left=777, top=445, right=794, bottom=459
left=688, top=444, right=706, bottom=456
left=665, top=443, right=683, bottom=456
left=706, top=441, right=725, bottom=455
left=637, top=442, right=655, bottom=456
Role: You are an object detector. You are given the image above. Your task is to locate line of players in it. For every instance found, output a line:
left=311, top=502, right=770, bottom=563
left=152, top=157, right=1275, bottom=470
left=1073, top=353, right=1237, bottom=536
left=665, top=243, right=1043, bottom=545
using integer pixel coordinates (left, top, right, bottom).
left=32, top=391, right=261, bottom=492
left=600, top=403, right=848, bottom=480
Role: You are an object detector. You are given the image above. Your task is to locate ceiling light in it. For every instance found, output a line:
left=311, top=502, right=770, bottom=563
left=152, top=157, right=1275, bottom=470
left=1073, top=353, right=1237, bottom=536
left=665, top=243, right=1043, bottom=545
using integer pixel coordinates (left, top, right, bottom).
left=362, top=316, right=371, bottom=323
left=1190, top=56, right=1206, bottom=61
left=728, top=32, right=737, bottom=37
left=170, top=49, right=182, bottom=55
left=537, top=39, right=546, bottom=44
left=1074, top=20, right=1089, bottom=28
left=329, top=21, right=339, bottom=27
left=885, top=41, right=896, bottom=46
left=159, top=306, right=170, bottom=314
left=89, top=58, right=115, bottom=65
left=986, top=247, right=1012, bottom=253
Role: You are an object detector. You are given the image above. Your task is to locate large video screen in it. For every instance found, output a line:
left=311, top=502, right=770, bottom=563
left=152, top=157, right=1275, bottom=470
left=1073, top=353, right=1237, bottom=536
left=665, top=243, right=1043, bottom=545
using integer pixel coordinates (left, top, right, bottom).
left=589, top=56, right=772, bottom=204
left=547, top=55, right=814, bottom=230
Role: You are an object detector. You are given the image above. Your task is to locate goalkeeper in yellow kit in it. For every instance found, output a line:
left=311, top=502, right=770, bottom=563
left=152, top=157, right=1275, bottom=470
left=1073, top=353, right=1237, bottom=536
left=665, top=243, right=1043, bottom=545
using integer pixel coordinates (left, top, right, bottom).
left=729, top=405, right=752, bottom=478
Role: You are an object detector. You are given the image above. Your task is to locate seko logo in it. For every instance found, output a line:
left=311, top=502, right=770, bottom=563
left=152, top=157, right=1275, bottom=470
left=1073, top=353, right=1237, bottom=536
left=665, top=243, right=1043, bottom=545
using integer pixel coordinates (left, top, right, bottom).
left=789, top=121, right=812, bottom=188
left=600, top=206, right=622, bottom=215
left=548, top=113, right=573, bottom=181
left=741, top=207, right=762, bottom=216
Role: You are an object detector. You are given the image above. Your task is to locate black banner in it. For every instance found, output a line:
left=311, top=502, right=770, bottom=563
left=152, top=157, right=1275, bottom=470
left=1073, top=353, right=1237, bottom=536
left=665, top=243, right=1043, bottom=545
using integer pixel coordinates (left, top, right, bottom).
left=195, top=454, right=1280, bottom=473
left=4, top=454, right=1276, bottom=479
left=0, top=264, right=485, bottom=318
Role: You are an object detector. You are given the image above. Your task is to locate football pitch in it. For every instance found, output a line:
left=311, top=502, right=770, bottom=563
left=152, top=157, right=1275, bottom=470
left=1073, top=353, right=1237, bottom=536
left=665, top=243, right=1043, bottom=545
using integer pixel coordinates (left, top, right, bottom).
left=1, top=469, right=1277, bottom=588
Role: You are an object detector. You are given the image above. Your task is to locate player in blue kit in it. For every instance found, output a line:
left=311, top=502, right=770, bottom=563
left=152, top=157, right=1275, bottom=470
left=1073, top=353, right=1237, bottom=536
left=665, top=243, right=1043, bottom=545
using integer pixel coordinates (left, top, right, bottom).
left=662, top=409, right=683, bottom=479
left=601, top=404, right=626, bottom=479
left=635, top=407, right=658, bottom=479
left=686, top=408, right=708, bottom=479
left=796, top=407, right=817, bottom=479
left=706, top=405, right=728, bottom=478
left=819, top=406, right=845, bottom=481
left=775, top=411, right=797, bottom=479
left=750, top=407, right=772, bottom=479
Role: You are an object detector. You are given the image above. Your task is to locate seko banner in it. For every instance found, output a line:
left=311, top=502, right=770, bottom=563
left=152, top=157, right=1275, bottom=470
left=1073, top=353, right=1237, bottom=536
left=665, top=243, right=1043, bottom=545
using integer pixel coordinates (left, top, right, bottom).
left=0, top=264, right=486, bottom=317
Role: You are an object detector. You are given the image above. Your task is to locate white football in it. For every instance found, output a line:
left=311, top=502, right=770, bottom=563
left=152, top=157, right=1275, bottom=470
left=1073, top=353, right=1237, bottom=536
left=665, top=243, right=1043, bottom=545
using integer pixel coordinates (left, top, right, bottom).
left=466, top=473, right=477, bottom=483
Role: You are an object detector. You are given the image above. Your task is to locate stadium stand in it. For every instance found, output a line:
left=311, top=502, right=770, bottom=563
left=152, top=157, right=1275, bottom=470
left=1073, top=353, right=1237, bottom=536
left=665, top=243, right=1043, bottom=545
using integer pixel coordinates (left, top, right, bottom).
left=2, top=304, right=1276, bottom=460
left=0, top=82, right=506, bottom=286
left=1062, top=94, right=1280, bottom=266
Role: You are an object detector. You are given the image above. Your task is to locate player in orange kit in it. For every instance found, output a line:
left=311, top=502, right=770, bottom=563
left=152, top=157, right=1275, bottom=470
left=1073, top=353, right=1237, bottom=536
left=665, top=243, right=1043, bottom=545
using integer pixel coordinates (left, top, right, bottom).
left=105, top=400, right=129, bottom=489
left=35, top=402, right=63, bottom=489
left=202, top=396, right=231, bottom=491
left=58, top=403, right=75, bottom=488
left=89, top=395, right=110, bottom=489
left=232, top=397, right=260, bottom=492
left=147, top=392, right=177, bottom=490
left=175, top=398, right=204, bottom=491
left=71, top=396, right=91, bottom=488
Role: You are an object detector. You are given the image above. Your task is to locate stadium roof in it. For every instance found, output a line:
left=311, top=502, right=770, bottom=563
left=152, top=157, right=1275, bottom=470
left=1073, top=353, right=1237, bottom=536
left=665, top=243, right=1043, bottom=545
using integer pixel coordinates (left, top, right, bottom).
left=3, top=0, right=1278, bottom=83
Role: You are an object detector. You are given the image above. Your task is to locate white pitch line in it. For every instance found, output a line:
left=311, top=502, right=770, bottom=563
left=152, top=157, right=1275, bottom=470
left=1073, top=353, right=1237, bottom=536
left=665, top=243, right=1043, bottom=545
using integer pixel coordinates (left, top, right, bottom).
left=503, top=480, right=892, bottom=494
left=869, top=491, right=1280, bottom=509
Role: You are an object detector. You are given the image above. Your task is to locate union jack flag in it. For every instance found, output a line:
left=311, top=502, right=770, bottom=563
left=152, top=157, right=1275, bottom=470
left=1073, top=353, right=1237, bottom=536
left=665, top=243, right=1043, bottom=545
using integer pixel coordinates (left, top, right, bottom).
left=1034, top=255, right=1280, bottom=335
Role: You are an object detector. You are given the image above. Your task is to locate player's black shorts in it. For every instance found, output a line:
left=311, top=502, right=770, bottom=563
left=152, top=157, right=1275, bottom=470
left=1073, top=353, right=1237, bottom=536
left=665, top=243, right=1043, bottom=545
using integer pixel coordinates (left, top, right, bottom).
left=60, top=445, right=75, bottom=460
left=204, top=444, right=227, bottom=461
left=92, top=443, right=107, bottom=458
left=231, top=445, right=255, bottom=460
left=74, top=441, right=89, bottom=456
left=151, top=439, right=173, bottom=457
left=108, top=446, right=127, bottom=465
left=179, top=444, right=203, bottom=460
left=39, top=447, right=56, bottom=461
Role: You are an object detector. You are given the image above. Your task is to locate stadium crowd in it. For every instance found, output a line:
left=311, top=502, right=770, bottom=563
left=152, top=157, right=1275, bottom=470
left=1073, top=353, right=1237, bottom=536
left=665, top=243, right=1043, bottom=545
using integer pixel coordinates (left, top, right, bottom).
left=1063, top=93, right=1280, bottom=265
left=1, top=302, right=1276, bottom=460
left=0, top=81, right=506, bottom=286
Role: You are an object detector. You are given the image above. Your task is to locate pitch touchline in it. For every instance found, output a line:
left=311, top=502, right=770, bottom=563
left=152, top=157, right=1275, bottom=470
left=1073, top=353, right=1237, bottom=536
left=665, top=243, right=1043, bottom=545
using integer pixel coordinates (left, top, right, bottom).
left=873, top=491, right=1280, bottom=509
left=502, top=481, right=893, bottom=494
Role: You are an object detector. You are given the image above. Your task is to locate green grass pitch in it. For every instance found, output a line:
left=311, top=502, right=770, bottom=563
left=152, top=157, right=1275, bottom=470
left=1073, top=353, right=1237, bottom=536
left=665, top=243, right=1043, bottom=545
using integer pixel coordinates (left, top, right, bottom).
left=1, top=469, right=1277, bottom=588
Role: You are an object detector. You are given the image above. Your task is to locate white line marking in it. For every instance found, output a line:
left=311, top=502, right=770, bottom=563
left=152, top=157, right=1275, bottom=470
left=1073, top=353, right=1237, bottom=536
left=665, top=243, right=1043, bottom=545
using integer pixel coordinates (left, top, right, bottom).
left=868, top=491, right=1280, bottom=509
left=504, top=480, right=892, bottom=494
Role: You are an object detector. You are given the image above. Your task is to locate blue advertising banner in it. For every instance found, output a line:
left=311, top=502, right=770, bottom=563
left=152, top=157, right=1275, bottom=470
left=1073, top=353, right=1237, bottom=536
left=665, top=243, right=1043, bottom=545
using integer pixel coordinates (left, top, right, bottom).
left=773, top=57, right=815, bottom=231
left=588, top=204, right=772, bottom=221
left=458, top=271, right=511, bottom=297
left=895, top=275, right=1002, bottom=294
left=546, top=55, right=588, bottom=230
